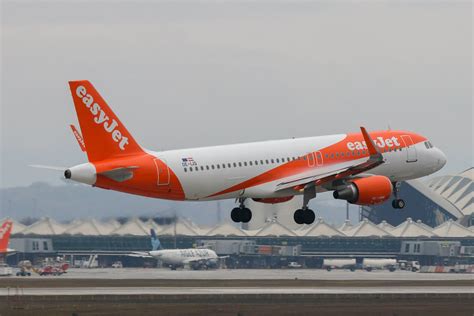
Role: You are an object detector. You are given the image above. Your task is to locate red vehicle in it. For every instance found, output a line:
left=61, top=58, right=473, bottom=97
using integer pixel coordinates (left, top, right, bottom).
left=36, top=263, right=69, bottom=276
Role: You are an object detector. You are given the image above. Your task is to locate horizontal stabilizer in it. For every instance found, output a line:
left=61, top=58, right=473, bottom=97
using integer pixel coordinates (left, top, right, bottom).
left=29, top=164, right=66, bottom=171
left=98, top=166, right=139, bottom=182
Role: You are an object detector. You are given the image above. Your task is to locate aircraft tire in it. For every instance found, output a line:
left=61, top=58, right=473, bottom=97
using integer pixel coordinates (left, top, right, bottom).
left=231, top=207, right=241, bottom=222
left=303, top=209, right=315, bottom=224
left=241, top=208, right=252, bottom=223
left=294, top=209, right=305, bottom=224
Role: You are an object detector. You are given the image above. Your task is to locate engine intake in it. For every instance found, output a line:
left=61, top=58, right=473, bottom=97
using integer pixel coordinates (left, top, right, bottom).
left=333, top=175, right=392, bottom=206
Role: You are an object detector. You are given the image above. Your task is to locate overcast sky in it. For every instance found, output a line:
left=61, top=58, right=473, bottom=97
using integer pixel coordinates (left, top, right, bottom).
left=1, top=0, right=472, bottom=189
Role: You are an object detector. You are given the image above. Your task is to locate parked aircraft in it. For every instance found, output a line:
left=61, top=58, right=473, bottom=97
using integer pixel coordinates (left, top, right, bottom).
left=34, top=81, right=446, bottom=224
left=133, top=229, right=219, bottom=270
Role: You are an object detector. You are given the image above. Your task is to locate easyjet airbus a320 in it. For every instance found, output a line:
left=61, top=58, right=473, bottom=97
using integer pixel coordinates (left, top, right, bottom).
left=38, top=81, right=447, bottom=225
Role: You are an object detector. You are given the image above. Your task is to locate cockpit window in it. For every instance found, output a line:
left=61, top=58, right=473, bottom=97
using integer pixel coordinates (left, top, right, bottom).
left=424, top=141, right=434, bottom=149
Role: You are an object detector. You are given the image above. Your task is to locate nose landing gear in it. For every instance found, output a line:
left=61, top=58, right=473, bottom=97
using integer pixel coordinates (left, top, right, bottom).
left=391, top=181, right=406, bottom=209
left=231, top=198, right=252, bottom=223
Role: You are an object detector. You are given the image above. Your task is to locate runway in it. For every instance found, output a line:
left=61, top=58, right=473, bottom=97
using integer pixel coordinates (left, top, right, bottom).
left=1, top=285, right=473, bottom=296
left=8, top=267, right=471, bottom=280
left=1, top=269, right=473, bottom=315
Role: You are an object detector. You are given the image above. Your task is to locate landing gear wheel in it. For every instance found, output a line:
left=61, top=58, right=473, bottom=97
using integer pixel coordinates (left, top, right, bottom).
left=241, top=208, right=252, bottom=223
left=294, top=209, right=305, bottom=225
left=303, top=209, right=315, bottom=225
left=392, top=199, right=406, bottom=209
left=231, top=207, right=252, bottom=223
left=231, top=207, right=241, bottom=222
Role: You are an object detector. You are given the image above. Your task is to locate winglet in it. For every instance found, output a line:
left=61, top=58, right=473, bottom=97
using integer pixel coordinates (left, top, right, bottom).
left=70, top=124, right=86, bottom=152
left=360, top=126, right=381, bottom=156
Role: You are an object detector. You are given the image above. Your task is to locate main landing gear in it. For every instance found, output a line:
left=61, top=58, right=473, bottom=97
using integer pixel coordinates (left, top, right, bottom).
left=391, top=181, right=406, bottom=209
left=293, top=184, right=316, bottom=225
left=231, top=198, right=252, bottom=223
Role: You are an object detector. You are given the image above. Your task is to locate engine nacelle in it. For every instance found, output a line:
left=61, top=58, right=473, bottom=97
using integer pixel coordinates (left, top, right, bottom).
left=333, top=176, right=392, bottom=206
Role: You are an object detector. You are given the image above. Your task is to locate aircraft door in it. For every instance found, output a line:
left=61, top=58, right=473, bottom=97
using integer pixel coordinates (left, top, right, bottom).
left=307, top=153, right=315, bottom=167
left=154, top=158, right=170, bottom=185
left=401, top=135, right=417, bottom=163
left=315, top=151, right=323, bottom=166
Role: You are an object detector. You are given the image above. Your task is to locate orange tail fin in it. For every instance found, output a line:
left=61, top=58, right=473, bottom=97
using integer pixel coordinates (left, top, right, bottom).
left=68, top=81, right=144, bottom=162
left=0, top=220, right=13, bottom=252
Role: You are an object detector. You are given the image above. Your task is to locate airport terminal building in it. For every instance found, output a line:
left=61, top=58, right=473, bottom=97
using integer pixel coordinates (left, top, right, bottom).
left=5, top=215, right=474, bottom=268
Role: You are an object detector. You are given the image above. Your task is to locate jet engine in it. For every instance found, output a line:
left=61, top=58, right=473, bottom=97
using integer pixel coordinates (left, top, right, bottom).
left=333, top=175, right=392, bottom=206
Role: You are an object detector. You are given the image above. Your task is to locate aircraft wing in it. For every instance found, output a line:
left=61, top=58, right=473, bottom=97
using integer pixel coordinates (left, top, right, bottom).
left=275, top=127, right=384, bottom=192
left=128, top=251, right=153, bottom=258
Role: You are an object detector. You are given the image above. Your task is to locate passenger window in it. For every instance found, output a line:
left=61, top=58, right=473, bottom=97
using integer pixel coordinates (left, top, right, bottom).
left=341, top=152, right=344, bottom=157
left=244, top=162, right=247, bottom=166
left=238, top=162, right=242, bottom=167
left=211, top=165, right=215, bottom=169
left=249, top=161, right=253, bottom=166
left=222, top=164, right=225, bottom=169
left=276, top=158, right=280, bottom=163
left=206, top=166, right=209, bottom=170
left=189, top=167, right=193, bottom=172
left=255, top=160, right=258, bottom=165
left=184, top=168, right=187, bottom=172
left=336, top=153, right=339, bottom=157
left=271, top=159, right=274, bottom=163
left=228, top=163, right=231, bottom=168
left=200, top=166, right=204, bottom=171
left=233, top=163, right=237, bottom=168
left=266, top=160, right=269, bottom=164
left=260, top=160, right=264, bottom=164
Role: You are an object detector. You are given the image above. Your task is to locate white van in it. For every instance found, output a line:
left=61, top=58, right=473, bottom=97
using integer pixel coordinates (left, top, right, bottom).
left=0, top=263, right=13, bottom=276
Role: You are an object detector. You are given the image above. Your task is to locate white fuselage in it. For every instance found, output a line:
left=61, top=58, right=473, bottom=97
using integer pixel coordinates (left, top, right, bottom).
left=153, top=133, right=446, bottom=201
left=150, top=248, right=218, bottom=267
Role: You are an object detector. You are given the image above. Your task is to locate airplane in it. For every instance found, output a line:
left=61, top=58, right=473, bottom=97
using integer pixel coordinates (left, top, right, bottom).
left=0, top=220, right=16, bottom=255
left=35, top=80, right=447, bottom=225
left=133, top=229, right=219, bottom=270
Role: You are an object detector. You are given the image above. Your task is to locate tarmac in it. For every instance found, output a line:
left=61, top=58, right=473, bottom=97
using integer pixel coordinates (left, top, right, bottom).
left=8, top=267, right=471, bottom=280
left=1, top=268, right=473, bottom=315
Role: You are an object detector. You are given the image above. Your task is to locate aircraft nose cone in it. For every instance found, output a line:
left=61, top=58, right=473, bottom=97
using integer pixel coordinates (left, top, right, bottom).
left=436, top=149, right=447, bottom=169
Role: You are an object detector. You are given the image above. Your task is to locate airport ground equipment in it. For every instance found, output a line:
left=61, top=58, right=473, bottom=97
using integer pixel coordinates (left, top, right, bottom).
left=0, top=263, right=13, bottom=276
left=323, top=258, right=357, bottom=271
left=362, top=258, right=397, bottom=272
